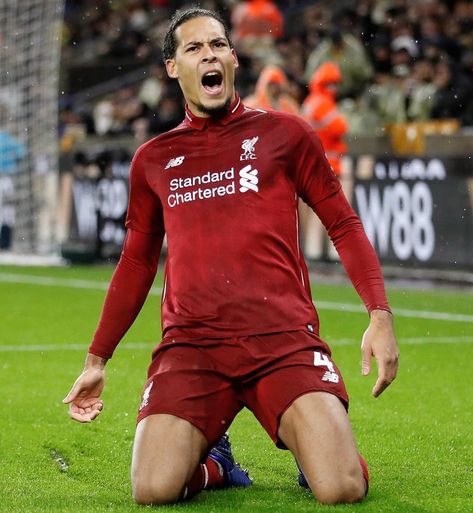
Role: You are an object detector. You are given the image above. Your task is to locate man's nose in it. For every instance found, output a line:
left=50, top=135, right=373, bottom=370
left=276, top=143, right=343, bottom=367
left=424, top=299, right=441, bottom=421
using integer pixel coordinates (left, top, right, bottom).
left=201, top=45, right=217, bottom=62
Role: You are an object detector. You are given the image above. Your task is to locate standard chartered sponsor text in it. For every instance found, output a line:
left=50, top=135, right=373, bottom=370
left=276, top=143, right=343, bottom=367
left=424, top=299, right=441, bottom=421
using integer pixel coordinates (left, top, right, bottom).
left=168, top=167, right=235, bottom=207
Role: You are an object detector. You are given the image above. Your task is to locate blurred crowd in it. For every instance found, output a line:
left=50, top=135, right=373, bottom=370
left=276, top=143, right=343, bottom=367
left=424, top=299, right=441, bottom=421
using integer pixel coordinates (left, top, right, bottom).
left=59, top=0, right=473, bottom=145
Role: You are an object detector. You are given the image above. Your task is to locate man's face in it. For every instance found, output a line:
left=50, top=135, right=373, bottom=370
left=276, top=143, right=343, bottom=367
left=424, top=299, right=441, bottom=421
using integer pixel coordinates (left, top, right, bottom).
left=166, top=16, right=238, bottom=117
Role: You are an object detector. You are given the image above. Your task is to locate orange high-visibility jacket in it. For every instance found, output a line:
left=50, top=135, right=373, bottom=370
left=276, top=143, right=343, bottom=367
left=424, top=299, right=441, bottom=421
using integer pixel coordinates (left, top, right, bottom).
left=302, top=62, right=348, bottom=175
left=232, top=0, right=284, bottom=40
left=244, top=65, right=300, bottom=115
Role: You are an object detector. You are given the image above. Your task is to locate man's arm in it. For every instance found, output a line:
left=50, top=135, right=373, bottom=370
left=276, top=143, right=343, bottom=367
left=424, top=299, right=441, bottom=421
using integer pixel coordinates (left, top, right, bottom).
left=88, top=229, right=163, bottom=359
left=285, top=115, right=399, bottom=396
left=314, top=188, right=399, bottom=397
left=63, top=229, right=163, bottom=422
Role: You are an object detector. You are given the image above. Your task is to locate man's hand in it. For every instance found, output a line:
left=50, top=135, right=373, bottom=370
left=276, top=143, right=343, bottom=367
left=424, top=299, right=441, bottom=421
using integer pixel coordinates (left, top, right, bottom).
left=63, top=353, right=107, bottom=423
left=361, top=309, right=399, bottom=397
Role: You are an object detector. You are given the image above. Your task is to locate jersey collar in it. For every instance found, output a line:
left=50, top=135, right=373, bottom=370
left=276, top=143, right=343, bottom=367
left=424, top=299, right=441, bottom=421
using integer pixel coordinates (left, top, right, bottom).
left=184, top=95, right=244, bottom=130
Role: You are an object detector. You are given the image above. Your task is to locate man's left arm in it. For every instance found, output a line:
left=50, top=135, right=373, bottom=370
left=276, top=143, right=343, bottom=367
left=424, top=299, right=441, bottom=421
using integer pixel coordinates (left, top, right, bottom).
left=285, top=116, right=399, bottom=396
left=314, top=188, right=399, bottom=397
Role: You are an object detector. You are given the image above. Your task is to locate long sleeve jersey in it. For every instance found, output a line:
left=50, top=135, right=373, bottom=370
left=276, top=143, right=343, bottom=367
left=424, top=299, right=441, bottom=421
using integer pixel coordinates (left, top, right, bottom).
left=89, top=96, right=390, bottom=359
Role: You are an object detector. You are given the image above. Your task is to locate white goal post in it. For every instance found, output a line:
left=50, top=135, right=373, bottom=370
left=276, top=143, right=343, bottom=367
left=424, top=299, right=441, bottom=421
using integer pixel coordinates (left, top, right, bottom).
left=0, top=0, right=65, bottom=254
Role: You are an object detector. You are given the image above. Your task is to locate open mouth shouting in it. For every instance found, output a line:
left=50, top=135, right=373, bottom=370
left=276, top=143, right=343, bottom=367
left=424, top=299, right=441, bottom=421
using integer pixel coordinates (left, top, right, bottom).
left=201, top=70, right=224, bottom=97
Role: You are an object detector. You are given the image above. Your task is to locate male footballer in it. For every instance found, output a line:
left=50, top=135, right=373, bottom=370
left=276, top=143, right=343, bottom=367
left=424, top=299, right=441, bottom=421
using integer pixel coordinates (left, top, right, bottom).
left=64, top=7, right=399, bottom=505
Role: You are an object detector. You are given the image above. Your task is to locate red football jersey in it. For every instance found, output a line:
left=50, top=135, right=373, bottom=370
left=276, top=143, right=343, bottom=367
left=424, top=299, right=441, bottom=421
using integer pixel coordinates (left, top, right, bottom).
left=89, top=96, right=390, bottom=358
left=127, top=96, right=362, bottom=340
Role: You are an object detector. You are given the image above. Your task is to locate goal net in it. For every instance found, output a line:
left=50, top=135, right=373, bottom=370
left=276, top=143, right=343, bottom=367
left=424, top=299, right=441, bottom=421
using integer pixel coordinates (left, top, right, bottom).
left=0, top=0, right=65, bottom=254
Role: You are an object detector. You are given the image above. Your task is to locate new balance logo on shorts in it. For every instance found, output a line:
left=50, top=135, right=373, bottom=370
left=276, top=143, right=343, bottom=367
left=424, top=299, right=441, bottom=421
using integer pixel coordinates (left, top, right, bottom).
left=321, top=371, right=339, bottom=383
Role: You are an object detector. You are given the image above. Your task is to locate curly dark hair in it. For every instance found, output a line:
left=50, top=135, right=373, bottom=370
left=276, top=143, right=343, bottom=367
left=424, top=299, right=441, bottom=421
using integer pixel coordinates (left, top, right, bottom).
left=162, top=6, right=232, bottom=61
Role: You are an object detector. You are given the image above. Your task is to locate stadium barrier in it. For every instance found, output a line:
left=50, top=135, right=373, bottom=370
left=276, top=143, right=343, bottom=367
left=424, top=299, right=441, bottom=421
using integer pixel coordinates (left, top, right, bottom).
left=349, top=154, right=472, bottom=268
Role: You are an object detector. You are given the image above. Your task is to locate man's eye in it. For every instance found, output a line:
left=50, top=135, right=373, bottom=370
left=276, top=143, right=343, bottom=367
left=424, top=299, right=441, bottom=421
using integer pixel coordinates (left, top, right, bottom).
left=215, top=42, right=226, bottom=47
left=186, top=46, right=197, bottom=52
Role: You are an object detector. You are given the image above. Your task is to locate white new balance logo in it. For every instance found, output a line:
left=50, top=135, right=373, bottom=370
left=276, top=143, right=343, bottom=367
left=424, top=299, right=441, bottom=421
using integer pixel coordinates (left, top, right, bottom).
left=239, top=165, right=259, bottom=193
left=165, top=156, right=185, bottom=169
left=321, top=371, right=339, bottom=383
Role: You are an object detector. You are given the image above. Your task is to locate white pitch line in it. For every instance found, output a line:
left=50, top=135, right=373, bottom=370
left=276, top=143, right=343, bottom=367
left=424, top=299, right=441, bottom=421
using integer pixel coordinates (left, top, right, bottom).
left=1, top=337, right=472, bottom=353
left=0, top=342, right=152, bottom=352
left=314, top=301, right=473, bottom=323
left=329, top=336, right=473, bottom=346
left=0, top=272, right=162, bottom=294
left=0, top=272, right=472, bottom=323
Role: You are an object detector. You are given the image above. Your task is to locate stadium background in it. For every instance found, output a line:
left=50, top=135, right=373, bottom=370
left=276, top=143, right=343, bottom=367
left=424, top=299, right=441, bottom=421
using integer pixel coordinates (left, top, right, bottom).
left=0, top=0, right=471, bottom=277
left=0, top=1, right=472, bottom=512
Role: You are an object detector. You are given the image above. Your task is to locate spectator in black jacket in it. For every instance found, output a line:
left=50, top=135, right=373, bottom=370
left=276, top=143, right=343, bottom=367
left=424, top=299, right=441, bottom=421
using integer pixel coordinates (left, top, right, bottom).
left=430, top=59, right=473, bottom=125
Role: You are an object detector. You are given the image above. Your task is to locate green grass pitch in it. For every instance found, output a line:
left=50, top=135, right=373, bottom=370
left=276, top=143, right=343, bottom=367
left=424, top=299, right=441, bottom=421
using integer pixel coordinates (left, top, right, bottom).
left=0, top=264, right=472, bottom=513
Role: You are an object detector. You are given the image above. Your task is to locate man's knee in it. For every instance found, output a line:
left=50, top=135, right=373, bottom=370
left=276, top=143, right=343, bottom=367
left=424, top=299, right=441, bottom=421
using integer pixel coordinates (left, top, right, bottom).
left=308, top=473, right=366, bottom=505
left=132, top=473, right=184, bottom=505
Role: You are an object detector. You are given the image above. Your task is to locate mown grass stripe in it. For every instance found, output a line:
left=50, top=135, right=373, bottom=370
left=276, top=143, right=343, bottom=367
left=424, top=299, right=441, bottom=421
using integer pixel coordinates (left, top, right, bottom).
left=1, top=272, right=471, bottom=323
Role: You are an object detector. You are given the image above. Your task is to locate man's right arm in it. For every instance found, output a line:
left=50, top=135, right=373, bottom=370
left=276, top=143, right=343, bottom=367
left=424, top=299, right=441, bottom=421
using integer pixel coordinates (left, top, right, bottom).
left=64, top=144, right=166, bottom=421
left=88, top=228, right=164, bottom=359
left=63, top=228, right=164, bottom=422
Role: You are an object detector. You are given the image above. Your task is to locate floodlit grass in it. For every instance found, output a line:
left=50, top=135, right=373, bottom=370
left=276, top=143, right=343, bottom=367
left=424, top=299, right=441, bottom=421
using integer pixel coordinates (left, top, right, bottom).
left=0, top=265, right=472, bottom=512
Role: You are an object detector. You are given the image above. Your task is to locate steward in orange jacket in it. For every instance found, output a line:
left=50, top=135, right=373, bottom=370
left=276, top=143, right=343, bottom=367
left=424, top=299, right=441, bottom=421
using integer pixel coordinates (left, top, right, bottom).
left=244, top=65, right=300, bottom=115
left=302, top=62, right=348, bottom=176
left=231, top=0, right=284, bottom=42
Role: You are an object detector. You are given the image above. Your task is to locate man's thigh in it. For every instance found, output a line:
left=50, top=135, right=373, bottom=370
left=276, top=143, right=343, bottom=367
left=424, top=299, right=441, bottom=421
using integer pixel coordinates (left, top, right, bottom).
left=138, top=342, right=242, bottom=447
left=278, top=392, right=365, bottom=503
left=241, top=332, right=348, bottom=447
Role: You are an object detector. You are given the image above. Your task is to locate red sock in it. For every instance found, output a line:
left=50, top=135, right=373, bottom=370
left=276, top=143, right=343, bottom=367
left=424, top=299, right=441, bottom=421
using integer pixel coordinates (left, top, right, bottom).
left=181, top=457, right=224, bottom=500
left=358, top=454, right=369, bottom=496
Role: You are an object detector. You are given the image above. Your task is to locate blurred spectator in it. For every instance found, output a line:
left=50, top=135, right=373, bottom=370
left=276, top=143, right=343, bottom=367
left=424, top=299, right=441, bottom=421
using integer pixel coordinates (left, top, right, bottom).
left=108, top=28, right=151, bottom=61
left=243, top=65, right=299, bottom=114
left=231, top=0, right=284, bottom=63
left=138, top=64, right=166, bottom=109
left=452, top=1, right=473, bottom=52
left=275, top=35, right=307, bottom=78
left=300, top=62, right=348, bottom=261
left=93, top=98, right=115, bottom=136
left=148, top=95, right=184, bottom=134
left=302, top=62, right=347, bottom=176
left=370, top=34, right=393, bottom=76
left=0, top=130, right=26, bottom=175
left=418, top=15, right=462, bottom=61
left=112, top=86, right=147, bottom=134
left=304, top=28, right=374, bottom=99
left=358, top=61, right=435, bottom=128
left=430, top=59, right=473, bottom=125
left=0, top=104, right=26, bottom=249
left=391, top=35, right=419, bottom=65
left=407, top=59, right=438, bottom=121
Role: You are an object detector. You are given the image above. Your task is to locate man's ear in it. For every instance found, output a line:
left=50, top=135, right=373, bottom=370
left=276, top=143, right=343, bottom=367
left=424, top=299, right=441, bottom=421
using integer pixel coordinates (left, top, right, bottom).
left=232, top=49, right=239, bottom=70
left=166, top=59, right=178, bottom=79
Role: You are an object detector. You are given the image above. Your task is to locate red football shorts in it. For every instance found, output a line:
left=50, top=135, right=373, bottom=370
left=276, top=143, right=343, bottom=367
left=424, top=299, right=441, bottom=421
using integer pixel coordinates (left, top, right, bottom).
left=137, top=330, right=348, bottom=448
